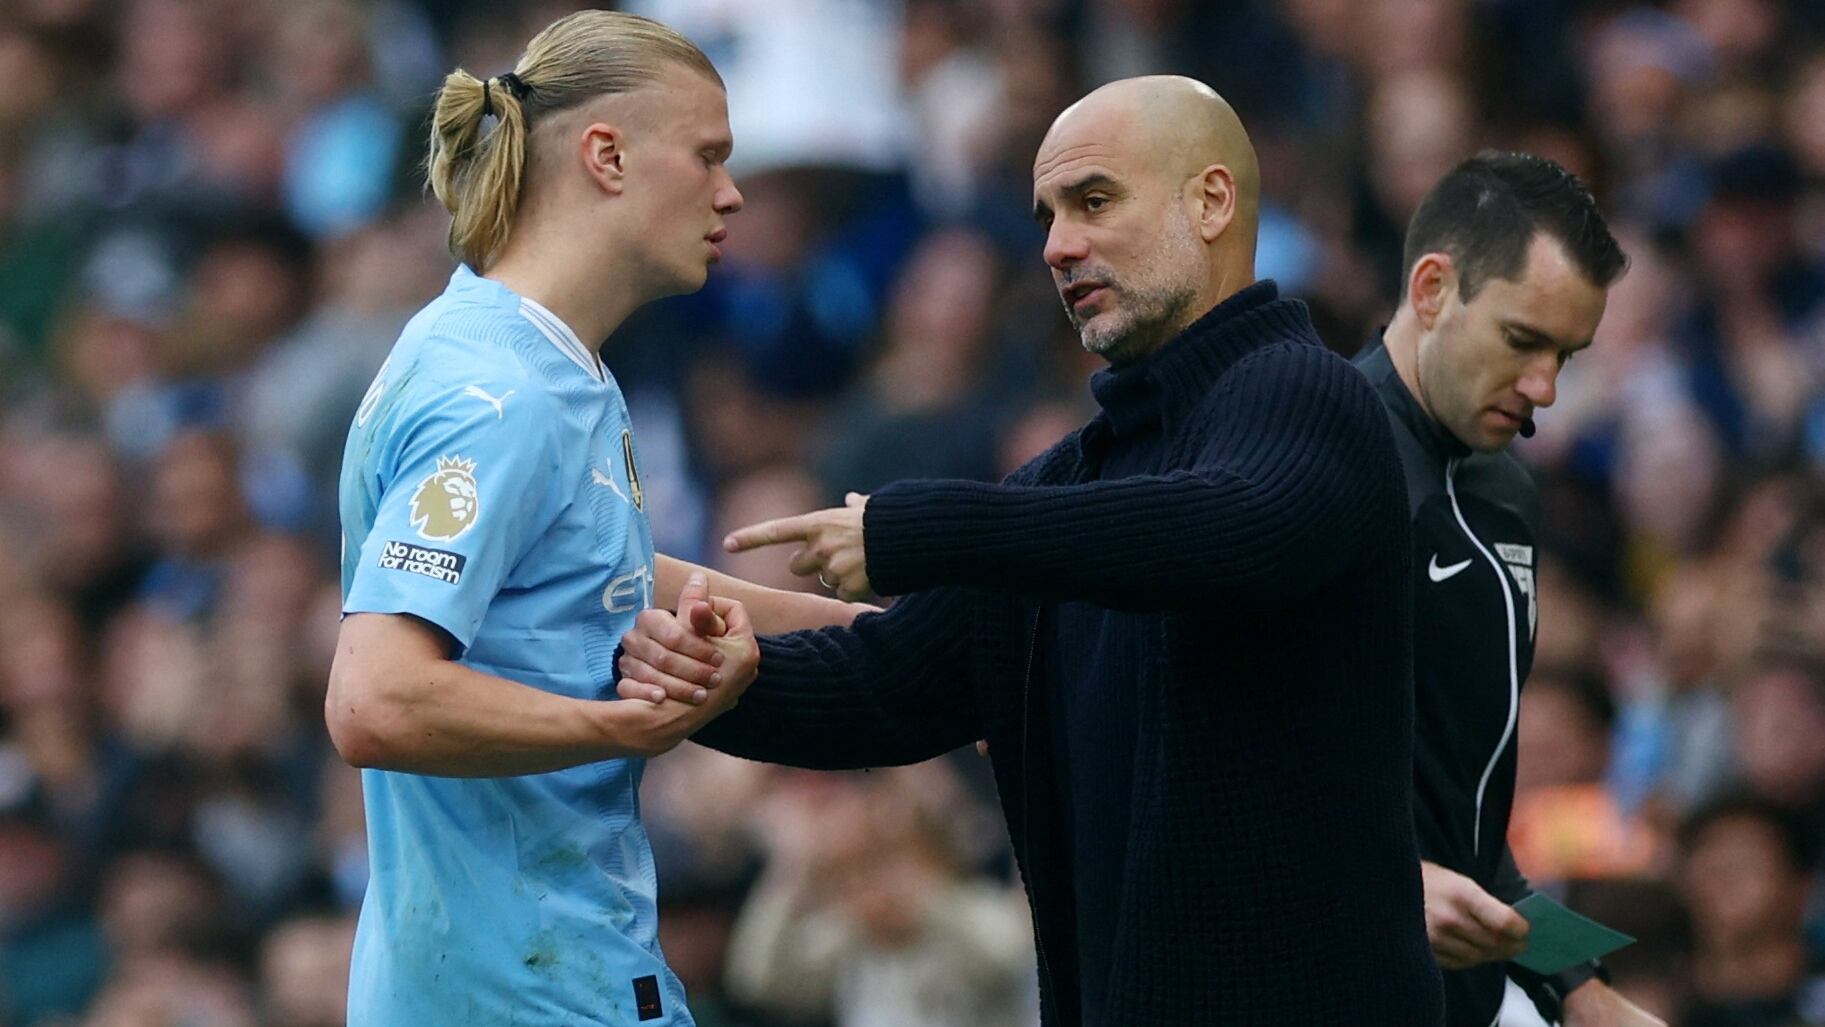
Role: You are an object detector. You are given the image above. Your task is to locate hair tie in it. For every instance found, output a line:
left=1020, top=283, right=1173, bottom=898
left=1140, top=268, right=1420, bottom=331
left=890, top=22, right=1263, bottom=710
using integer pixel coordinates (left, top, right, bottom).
left=480, top=73, right=527, bottom=121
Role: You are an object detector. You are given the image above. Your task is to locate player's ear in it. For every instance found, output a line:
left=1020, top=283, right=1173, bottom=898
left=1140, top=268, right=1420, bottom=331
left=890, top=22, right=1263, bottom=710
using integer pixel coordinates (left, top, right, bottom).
left=581, top=123, right=626, bottom=196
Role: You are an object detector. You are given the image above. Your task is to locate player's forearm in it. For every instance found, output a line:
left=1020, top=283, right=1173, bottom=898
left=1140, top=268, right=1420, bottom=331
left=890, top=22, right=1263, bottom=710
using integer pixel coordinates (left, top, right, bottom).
left=328, top=639, right=645, bottom=776
left=656, top=553, right=873, bottom=634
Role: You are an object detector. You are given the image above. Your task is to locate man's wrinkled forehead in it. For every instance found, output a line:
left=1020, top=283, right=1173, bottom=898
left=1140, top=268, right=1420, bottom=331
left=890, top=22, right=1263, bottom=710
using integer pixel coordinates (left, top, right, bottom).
left=1033, top=141, right=1123, bottom=196
left=1032, top=111, right=1150, bottom=199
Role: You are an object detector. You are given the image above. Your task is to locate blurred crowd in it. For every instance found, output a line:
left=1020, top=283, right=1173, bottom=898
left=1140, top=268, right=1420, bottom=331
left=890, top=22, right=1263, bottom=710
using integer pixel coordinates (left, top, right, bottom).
left=2, top=0, right=1825, bottom=1024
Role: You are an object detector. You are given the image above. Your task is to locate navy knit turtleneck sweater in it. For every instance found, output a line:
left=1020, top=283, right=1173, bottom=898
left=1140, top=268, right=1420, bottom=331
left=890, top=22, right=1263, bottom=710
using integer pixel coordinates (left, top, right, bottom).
left=1052, top=282, right=1275, bottom=1021
left=694, top=280, right=1445, bottom=1025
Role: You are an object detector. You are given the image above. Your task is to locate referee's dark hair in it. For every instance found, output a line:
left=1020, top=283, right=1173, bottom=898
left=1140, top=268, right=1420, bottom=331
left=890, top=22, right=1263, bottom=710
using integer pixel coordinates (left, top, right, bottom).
left=1402, top=150, right=1628, bottom=302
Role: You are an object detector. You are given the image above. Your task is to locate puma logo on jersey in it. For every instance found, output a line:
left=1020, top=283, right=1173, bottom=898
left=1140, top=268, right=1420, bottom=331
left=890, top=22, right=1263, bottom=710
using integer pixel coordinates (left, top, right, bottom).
left=590, top=432, right=645, bottom=511
left=462, top=385, right=515, bottom=419
left=591, top=463, right=632, bottom=505
left=1428, top=554, right=1473, bottom=582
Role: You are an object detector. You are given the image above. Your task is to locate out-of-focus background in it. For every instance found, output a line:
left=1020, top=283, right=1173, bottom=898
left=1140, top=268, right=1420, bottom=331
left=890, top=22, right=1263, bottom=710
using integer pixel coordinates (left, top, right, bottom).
left=2, top=0, right=1824, bottom=1024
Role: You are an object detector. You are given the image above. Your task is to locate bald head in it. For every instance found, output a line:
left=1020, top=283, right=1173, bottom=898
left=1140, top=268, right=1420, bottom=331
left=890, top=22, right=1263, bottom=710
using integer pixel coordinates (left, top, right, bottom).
left=1041, top=76, right=1259, bottom=226
left=1032, top=76, right=1262, bottom=365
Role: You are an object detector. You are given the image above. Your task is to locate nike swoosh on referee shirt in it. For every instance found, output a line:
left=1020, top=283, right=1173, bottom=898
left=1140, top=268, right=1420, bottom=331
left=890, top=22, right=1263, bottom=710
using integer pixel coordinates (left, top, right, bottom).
left=1428, top=554, right=1474, bottom=583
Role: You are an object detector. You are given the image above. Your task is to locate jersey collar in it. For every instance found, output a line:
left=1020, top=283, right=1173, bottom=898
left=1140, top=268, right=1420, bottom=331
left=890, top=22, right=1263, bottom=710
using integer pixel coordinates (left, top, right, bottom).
left=518, top=294, right=606, bottom=382
left=451, top=265, right=607, bottom=382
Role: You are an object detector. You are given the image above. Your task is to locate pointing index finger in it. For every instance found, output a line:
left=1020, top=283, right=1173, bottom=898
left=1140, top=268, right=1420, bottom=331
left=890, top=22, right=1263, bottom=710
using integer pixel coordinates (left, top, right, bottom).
left=724, top=515, right=812, bottom=553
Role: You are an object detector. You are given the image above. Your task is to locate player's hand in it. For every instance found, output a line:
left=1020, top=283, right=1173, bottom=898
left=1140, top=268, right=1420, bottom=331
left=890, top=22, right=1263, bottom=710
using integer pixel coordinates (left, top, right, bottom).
left=1561, top=979, right=1666, bottom=1027
left=1419, top=860, right=1530, bottom=970
left=616, top=572, right=732, bottom=705
left=616, top=575, right=759, bottom=709
left=610, top=586, right=759, bottom=757
left=723, top=492, right=871, bottom=600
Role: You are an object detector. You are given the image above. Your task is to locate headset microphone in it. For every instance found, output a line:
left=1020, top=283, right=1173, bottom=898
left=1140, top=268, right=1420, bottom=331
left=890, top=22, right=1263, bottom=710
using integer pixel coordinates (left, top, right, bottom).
left=1518, top=417, right=1536, bottom=439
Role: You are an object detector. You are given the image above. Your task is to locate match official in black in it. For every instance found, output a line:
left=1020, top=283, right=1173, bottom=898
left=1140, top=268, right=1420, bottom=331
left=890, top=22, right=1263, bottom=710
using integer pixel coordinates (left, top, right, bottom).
left=1355, top=152, right=1663, bottom=1027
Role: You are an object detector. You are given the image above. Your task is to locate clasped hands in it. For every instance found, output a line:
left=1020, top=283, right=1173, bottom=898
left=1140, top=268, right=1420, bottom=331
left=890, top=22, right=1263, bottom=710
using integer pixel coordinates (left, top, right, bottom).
left=617, top=494, right=868, bottom=710
left=616, top=570, right=757, bottom=707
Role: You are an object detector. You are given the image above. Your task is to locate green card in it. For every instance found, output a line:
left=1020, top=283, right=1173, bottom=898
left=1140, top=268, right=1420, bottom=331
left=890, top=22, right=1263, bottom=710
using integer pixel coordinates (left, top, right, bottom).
left=1512, top=893, right=1635, bottom=975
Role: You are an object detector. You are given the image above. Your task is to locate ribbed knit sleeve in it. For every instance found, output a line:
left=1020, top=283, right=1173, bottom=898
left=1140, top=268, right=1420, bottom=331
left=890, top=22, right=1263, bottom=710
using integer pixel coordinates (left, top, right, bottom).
left=864, top=344, right=1400, bottom=613
left=691, top=586, right=983, bottom=769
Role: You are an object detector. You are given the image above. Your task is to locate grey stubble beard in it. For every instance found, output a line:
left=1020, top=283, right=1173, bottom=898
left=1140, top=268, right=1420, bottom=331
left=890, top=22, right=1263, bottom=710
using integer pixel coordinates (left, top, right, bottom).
left=1066, top=209, right=1204, bottom=365
left=1073, top=279, right=1198, bottom=365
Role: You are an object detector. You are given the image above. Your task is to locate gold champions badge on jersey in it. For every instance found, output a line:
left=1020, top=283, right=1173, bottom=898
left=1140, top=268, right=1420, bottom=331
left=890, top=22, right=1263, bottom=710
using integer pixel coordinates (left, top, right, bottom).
left=410, top=455, right=481, bottom=541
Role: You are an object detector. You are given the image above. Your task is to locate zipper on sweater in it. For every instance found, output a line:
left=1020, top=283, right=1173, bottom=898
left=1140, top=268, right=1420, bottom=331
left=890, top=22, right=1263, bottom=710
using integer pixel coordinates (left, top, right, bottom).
left=1018, top=608, right=1054, bottom=1005
left=1444, top=457, right=1521, bottom=857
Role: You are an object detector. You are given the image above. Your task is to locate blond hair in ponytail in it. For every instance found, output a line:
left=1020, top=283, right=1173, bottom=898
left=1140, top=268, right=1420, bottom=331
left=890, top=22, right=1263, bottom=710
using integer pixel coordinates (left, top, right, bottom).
left=425, top=11, right=721, bottom=271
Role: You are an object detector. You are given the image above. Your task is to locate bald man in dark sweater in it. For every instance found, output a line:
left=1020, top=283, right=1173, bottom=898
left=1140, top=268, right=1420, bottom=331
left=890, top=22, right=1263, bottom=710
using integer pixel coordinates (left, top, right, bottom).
left=622, top=76, right=1444, bottom=1026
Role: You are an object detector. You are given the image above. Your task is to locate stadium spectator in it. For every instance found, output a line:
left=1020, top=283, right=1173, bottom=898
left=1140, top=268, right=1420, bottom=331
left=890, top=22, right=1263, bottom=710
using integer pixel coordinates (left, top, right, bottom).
left=1676, top=797, right=1823, bottom=1027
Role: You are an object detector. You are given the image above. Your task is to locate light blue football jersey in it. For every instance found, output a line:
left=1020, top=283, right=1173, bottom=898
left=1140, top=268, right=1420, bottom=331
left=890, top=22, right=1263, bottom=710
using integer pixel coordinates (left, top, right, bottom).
left=337, top=266, right=687, bottom=1026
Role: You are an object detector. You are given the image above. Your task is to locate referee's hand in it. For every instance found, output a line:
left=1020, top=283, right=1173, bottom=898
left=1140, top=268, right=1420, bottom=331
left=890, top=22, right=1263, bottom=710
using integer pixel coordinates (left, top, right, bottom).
left=1419, top=860, right=1530, bottom=970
